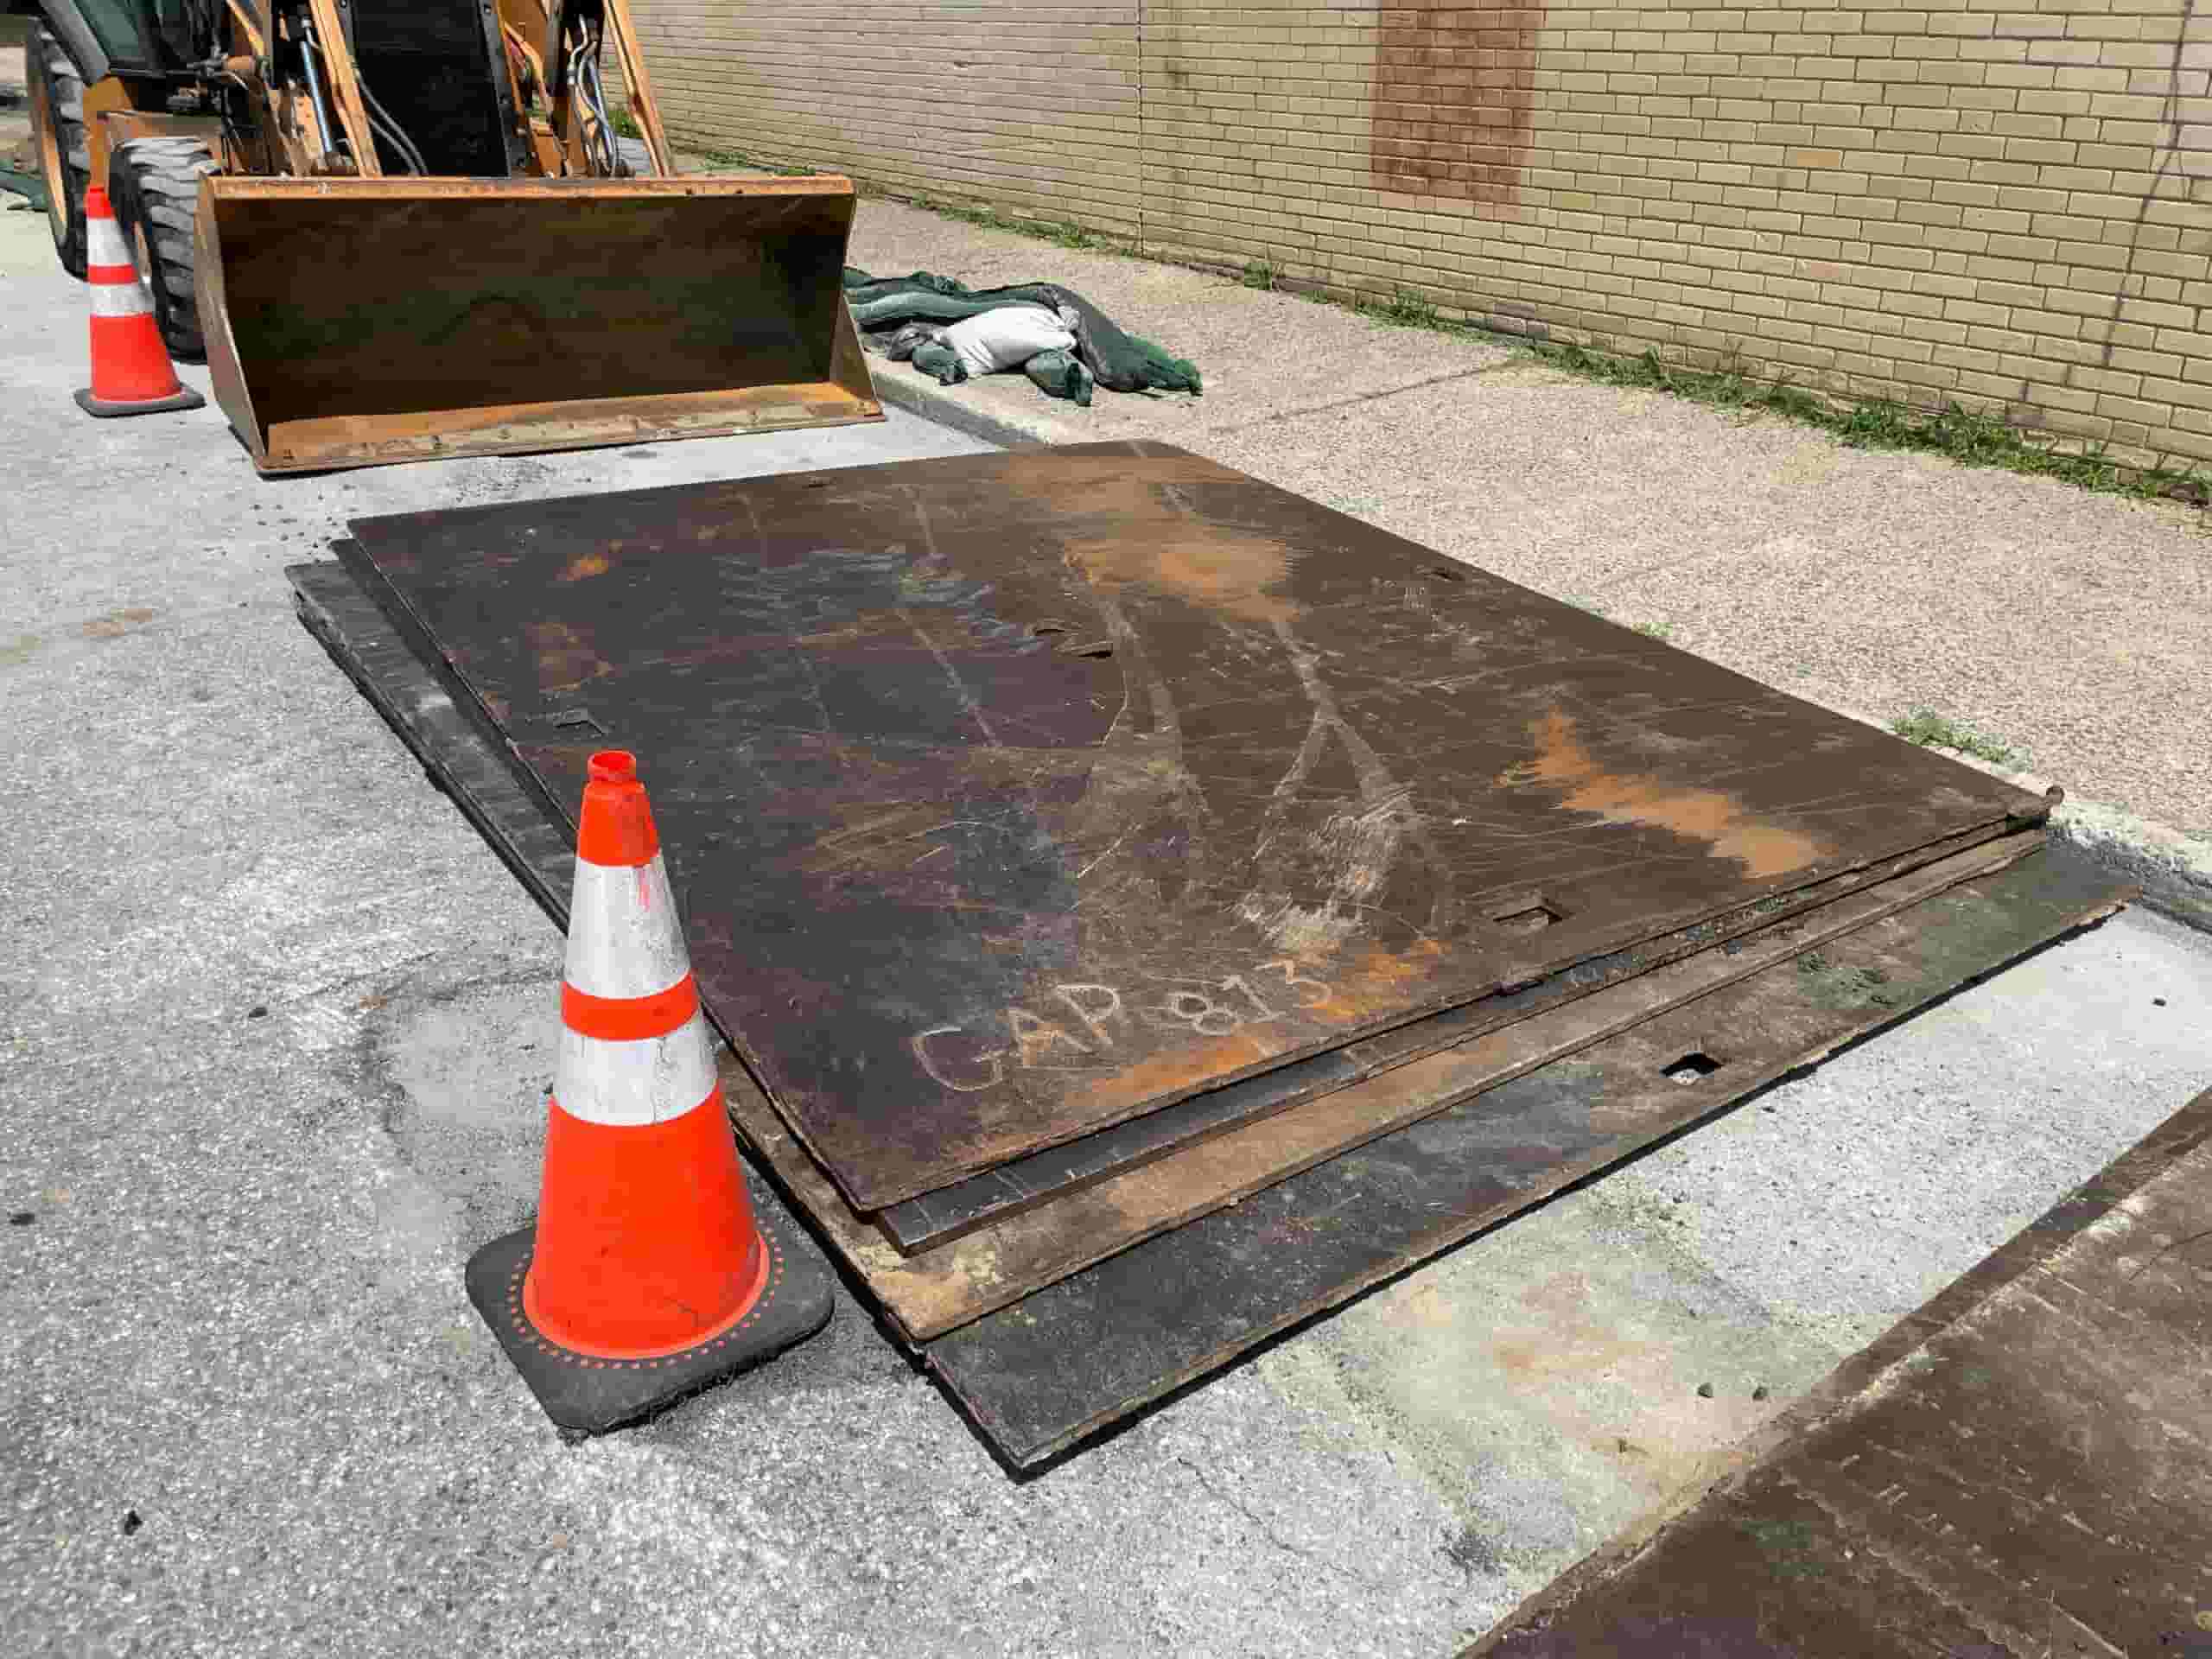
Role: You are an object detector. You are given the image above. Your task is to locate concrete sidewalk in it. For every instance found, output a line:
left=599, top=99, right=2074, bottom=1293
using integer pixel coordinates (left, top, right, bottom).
left=840, top=200, right=2212, bottom=885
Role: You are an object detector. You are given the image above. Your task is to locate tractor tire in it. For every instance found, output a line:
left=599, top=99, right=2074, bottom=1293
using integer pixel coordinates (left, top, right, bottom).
left=28, top=23, right=91, bottom=279
left=108, top=137, right=217, bottom=365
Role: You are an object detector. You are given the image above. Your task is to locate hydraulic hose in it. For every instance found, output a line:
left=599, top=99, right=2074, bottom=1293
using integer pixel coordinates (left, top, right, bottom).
left=358, top=77, right=429, bottom=175
left=294, top=18, right=343, bottom=168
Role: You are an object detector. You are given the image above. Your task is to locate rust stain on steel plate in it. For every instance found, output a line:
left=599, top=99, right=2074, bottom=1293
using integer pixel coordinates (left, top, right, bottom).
left=341, top=442, right=2047, bottom=1211
left=1505, top=710, right=1832, bottom=879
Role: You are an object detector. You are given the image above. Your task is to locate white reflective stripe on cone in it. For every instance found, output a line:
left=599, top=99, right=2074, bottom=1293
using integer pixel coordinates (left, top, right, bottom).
left=90, top=281, right=155, bottom=319
left=564, top=851, right=691, bottom=1001
left=85, top=213, right=132, bottom=268
left=552, top=1010, right=717, bottom=1127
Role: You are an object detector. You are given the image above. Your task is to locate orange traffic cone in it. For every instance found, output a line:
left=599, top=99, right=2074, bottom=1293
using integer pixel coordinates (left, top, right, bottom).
left=74, top=185, right=205, bottom=419
left=466, top=750, right=832, bottom=1433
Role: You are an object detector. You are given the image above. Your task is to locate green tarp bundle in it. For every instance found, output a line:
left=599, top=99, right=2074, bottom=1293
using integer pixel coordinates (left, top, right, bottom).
left=0, top=166, right=50, bottom=213
left=843, top=267, right=1201, bottom=399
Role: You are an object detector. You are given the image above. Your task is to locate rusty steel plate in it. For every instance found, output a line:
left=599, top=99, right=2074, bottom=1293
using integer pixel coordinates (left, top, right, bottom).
left=340, top=442, right=2048, bottom=1211
left=920, top=849, right=2131, bottom=1467
left=291, top=557, right=2131, bottom=1471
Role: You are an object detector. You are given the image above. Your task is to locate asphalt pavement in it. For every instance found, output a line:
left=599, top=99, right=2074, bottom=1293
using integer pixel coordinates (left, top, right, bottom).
left=4, top=204, right=2210, bottom=1659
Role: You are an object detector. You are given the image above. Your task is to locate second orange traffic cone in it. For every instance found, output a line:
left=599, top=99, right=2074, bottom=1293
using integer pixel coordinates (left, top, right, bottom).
left=466, top=749, right=832, bottom=1434
left=73, top=185, right=205, bottom=419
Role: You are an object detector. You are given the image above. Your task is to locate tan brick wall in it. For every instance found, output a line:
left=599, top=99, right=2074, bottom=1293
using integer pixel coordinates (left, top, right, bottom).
left=627, top=1, right=1145, bottom=233
left=637, top=0, right=2212, bottom=467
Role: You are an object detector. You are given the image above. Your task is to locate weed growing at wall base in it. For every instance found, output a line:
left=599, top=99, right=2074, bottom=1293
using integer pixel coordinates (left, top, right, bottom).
left=1523, top=343, right=2207, bottom=505
left=1370, top=287, right=1440, bottom=329
left=1296, top=286, right=2203, bottom=502
left=906, top=194, right=1127, bottom=255
left=689, top=144, right=817, bottom=178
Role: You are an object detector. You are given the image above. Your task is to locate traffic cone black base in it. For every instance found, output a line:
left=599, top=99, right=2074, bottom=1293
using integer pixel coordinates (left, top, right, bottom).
left=465, top=1173, right=836, bottom=1437
left=467, top=749, right=833, bottom=1434
left=74, top=385, right=206, bottom=419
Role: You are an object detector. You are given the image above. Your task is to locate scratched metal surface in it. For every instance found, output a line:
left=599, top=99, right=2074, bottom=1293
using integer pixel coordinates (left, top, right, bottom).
left=340, top=442, right=2048, bottom=1211
left=923, top=849, right=2130, bottom=1468
left=294, top=556, right=2130, bottom=1478
left=876, top=819, right=2018, bottom=1251
left=289, top=563, right=2053, bottom=1360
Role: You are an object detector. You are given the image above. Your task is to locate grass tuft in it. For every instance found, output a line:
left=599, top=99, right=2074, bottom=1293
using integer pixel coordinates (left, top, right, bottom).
left=1036, top=219, right=1111, bottom=252
left=907, top=194, right=1128, bottom=254
left=691, top=144, right=817, bottom=178
left=1370, top=286, right=1440, bottom=328
left=1889, top=709, right=2024, bottom=769
left=1242, top=258, right=1279, bottom=292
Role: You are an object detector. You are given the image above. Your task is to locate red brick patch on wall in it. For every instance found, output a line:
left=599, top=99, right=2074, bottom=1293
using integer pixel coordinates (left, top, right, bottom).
left=1369, top=2, right=1541, bottom=211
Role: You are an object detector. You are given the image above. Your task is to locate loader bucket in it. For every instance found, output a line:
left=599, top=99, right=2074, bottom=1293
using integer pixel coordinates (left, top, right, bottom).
left=194, top=174, right=882, bottom=474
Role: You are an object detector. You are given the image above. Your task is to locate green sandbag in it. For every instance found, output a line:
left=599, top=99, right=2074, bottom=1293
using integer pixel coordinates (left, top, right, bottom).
left=1039, top=287, right=1200, bottom=397
left=1023, top=349, right=1093, bottom=407
left=908, top=339, right=969, bottom=386
left=0, top=166, right=50, bottom=213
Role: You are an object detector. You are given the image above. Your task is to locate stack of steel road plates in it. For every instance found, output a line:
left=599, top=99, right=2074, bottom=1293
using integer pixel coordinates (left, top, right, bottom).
left=289, top=442, right=2131, bottom=1466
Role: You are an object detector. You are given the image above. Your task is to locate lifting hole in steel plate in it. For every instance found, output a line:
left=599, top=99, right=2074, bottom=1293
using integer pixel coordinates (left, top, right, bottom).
left=1033, top=624, right=1070, bottom=637
left=1427, top=565, right=1468, bottom=582
left=1491, top=897, right=1564, bottom=934
left=1662, top=1052, right=1724, bottom=1085
left=548, top=709, right=606, bottom=737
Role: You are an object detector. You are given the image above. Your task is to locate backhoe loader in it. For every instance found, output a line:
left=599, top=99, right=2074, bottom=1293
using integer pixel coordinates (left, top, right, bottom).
left=25, top=0, right=879, bottom=471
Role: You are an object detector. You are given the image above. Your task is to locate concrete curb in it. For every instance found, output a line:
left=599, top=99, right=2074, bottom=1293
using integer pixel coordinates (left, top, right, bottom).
left=872, top=359, right=2212, bottom=935
left=2054, top=803, right=2212, bottom=931
left=1920, top=747, right=2212, bottom=932
left=868, top=358, right=1053, bottom=450
left=1792, top=683, right=2212, bottom=931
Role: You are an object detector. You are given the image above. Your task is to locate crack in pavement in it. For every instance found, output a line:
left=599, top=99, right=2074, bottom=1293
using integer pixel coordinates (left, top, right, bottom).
left=1175, top=1453, right=1398, bottom=1592
left=1201, top=359, right=1530, bottom=439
